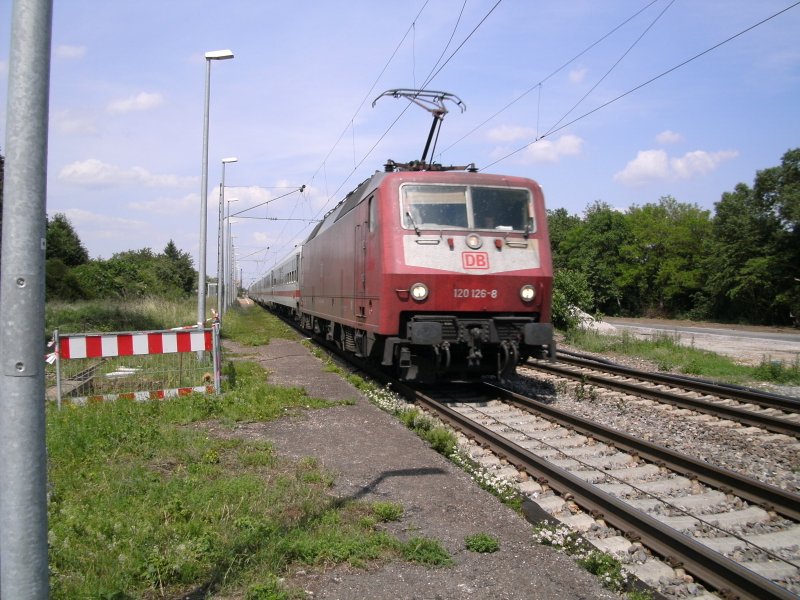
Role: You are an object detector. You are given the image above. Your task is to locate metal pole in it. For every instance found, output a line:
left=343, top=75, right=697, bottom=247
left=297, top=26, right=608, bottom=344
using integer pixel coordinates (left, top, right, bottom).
left=55, top=329, right=62, bottom=410
left=226, top=213, right=232, bottom=310
left=216, top=178, right=224, bottom=320
left=0, top=0, right=53, bottom=597
left=197, top=51, right=233, bottom=330
left=197, top=58, right=211, bottom=329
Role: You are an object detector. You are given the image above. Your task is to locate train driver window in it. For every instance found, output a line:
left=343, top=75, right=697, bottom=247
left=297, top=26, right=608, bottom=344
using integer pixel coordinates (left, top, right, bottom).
left=471, top=187, right=533, bottom=232
left=402, top=185, right=468, bottom=229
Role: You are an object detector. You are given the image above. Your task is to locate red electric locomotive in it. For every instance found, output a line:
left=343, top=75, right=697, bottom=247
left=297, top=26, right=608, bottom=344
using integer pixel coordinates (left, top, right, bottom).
left=251, top=161, right=554, bottom=381
left=249, top=89, right=554, bottom=381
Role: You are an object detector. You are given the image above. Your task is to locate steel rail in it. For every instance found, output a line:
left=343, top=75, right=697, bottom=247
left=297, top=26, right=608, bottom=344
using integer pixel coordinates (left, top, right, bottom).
left=259, top=305, right=798, bottom=599
left=408, top=386, right=798, bottom=600
left=526, top=360, right=800, bottom=438
left=554, top=352, right=800, bottom=412
left=480, top=382, right=800, bottom=521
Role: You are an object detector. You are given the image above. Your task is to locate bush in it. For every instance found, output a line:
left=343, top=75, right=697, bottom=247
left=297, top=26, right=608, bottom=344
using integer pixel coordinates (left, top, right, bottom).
left=552, top=269, right=595, bottom=330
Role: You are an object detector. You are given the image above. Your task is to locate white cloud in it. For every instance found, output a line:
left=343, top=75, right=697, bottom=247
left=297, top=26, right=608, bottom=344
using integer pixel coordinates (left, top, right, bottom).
left=55, top=45, right=87, bottom=59
left=569, top=67, right=588, bottom=84
left=107, top=92, right=164, bottom=114
left=656, top=130, right=683, bottom=145
left=59, top=158, right=196, bottom=188
left=487, top=124, right=536, bottom=143
left=518, top=134, right=584, bottom=163
left=671, top=150, right=739, bottom=179
left=614, top=149, right=738, bottom=185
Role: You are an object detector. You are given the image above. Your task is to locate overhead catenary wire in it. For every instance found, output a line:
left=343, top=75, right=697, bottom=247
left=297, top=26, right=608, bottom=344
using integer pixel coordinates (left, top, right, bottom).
left=542, top=0, right=676, bottom=139
left=436, top=0, right=664, bottom=159
left=258, top=0, right=499, bottom=282
left=481, top=1, right=800, bottom=171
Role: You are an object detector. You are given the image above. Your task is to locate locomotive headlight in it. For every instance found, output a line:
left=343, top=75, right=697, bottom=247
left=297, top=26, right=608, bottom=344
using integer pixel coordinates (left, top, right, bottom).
left=410, top=282, right=429, bottom=301
left=466, top=233, right=483, bottom=249
left=520, top=285, right=536, bottom=302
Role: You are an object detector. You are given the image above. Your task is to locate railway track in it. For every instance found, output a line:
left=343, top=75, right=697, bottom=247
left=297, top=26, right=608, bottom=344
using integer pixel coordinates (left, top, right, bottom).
left=265, top=308, right=800, bottom=598
left=402, top=381, right=800, bottom=600
left=524, top=354, right=800, bottom=438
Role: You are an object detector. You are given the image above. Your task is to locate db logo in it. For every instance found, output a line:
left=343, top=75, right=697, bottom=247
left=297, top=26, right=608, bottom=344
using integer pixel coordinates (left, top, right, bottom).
left=462, top=252, right=489, bottom=270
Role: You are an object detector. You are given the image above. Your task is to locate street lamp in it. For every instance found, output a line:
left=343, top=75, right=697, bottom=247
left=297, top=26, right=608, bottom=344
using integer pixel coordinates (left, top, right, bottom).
left=197, top=48, right=234, bottom=329
left=223, top=197, right=239, bottom=313
left=217, top=159, right=237, bottom=319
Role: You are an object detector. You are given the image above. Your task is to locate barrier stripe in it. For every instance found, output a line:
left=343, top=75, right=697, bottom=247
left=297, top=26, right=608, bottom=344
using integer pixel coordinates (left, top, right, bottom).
left=66, top=385, right=215, bottom=405
left=118, top=334, right=134, bottom=356
left=60, top=329, right=212, bottom=359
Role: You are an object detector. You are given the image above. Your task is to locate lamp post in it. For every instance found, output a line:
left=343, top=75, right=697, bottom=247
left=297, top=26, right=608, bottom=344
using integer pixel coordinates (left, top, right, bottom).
left=223, top=197, right=238, bottom=313
left=197, top=48, right=234, bottom=329
left=217, top=159, right=237, bottom=319
left=227, top=234, right=238, bottom=311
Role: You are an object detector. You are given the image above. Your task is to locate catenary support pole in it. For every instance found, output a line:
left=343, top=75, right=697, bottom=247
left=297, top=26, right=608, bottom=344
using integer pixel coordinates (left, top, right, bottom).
left=0, top=0, right=54, bottom=597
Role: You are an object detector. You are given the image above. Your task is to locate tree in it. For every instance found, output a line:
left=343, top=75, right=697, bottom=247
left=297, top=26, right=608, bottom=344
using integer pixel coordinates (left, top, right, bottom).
left=547, top=207, right=582, bottom=270
left=46, top=213, right=88, bottom=266
left=702, top=148, right=800, bottom=324
left=617, top=196, right=711, bottom=316
left=559, top=201, right=631, bottom=314
left=162, top=240, right=196, bottom=295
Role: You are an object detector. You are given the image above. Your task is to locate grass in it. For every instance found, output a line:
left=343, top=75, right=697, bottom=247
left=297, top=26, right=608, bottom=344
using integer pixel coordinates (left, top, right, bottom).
left=563, top=328, right=800, bottom=386
left=465, top=533, right=500, bottom=553
left=46, top=300, right=453, bottom=599
left=532, top=522, right=648, bottom=598
left=46, top=298, right=197, bottom=335
left=221, top=304, right=298, bottom=345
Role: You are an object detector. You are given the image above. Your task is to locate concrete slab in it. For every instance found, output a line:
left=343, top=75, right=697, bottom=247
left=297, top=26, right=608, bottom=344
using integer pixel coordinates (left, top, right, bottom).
left=534, top=494, right=567, bottom=515
left=655, top=506, right=770, bottom=531
left=591, top=536, right=633, bottom=556
left=625, top=560, right=675, bottom=585
left=627, top=490, right=728, bottom=512
left=699, top=525, right=800, bottom=554
left=600, top=475, right=693, bottom=497
left=560, top=513, right=597, bottom=532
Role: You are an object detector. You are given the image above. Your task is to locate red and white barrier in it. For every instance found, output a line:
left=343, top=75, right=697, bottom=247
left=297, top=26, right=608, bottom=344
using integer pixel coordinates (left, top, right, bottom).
left=67, top=385, right=216, bottom=406
left=51, top=326, right=220, bottom=408
left=60, top=329, right=212, bottom=359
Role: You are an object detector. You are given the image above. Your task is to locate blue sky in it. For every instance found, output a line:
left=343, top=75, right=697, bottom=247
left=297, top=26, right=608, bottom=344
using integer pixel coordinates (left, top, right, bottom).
left=2, top=1, right=799, bottom=289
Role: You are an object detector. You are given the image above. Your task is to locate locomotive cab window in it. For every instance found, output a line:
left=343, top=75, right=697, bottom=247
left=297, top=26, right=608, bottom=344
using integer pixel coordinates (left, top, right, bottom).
left=402, top=185, right=468, bottom=229
left=401, top=184, right=533, bottom=232
left=472, top=187, right=533, bottom=232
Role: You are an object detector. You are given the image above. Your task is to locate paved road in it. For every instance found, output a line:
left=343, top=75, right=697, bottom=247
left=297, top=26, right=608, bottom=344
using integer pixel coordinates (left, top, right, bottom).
left=607, top=320, right=800, bottom=344
left=601, top=318, right=800, bottom=365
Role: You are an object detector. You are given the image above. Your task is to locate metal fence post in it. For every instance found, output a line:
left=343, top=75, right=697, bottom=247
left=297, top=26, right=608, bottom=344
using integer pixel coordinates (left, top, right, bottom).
left=213, top=324, right=221, bottom=394
left=55, top=328, right=62, bottom=410
left=0, top=0, right=53, bottom=597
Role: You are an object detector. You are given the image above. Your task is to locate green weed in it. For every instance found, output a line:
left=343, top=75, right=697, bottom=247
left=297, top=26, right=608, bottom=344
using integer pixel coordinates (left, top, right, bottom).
left=465, top=533, right=500, bottom=553
left=400, top=537, right=453, bottom=566
left=372, top=502, right=404, bottom=522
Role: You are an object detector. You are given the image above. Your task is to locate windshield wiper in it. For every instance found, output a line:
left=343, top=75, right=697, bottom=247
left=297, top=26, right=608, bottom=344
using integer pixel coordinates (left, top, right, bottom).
left=406, top=211, right=421, bottom=236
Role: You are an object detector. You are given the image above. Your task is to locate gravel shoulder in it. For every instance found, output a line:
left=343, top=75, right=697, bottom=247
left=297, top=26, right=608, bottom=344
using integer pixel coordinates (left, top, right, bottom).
left=220, top=337, right=621, bottom=600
